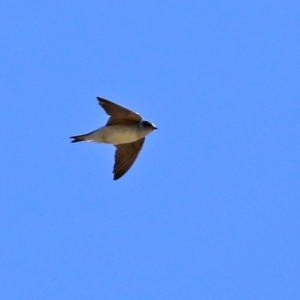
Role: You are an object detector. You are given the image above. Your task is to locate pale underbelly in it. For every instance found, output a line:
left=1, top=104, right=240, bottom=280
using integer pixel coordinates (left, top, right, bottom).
left=96, top=126, right=140, bottom=145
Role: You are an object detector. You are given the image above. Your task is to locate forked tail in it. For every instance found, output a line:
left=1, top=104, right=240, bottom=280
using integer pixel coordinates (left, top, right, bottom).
left=70, top=133, right=89, bottom=143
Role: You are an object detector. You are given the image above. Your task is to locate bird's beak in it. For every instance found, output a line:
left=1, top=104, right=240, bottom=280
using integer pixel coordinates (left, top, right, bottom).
left=153, top=126, right=158, bottom=130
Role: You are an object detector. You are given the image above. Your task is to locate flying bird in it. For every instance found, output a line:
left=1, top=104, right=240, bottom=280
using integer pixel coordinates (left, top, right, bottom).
left=71, top=97, right=157, bottom=180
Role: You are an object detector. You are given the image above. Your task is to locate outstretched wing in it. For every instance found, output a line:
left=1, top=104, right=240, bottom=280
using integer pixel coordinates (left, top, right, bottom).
left=113, top=138, right=145, bottom=180
left=97, top=97, right=142, bottom=125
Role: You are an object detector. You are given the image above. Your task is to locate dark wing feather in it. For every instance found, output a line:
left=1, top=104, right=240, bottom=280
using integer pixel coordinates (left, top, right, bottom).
left=113, top=138, right=145, bottom=180
left=97, top=97, right=142, bottom=125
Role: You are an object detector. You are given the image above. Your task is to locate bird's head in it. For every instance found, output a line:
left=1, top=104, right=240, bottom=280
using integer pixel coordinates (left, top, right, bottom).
left=142, top=120, right=158, bottom=132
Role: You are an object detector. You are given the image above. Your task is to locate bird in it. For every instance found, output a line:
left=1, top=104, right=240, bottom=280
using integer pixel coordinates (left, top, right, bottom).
left=71, top=97, right=157, bottom=180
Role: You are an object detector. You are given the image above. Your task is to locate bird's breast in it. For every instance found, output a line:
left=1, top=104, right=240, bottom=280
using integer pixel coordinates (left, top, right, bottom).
left=101, top=125, right=141, bottom=145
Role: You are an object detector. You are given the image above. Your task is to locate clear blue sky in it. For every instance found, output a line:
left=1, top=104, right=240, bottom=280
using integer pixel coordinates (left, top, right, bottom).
left=1, top=1, right=299, bottom=299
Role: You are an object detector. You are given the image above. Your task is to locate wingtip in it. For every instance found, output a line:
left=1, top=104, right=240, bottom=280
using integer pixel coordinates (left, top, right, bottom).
left=113, top=174, right=121, bottom=180
left=97, top=96, right=108, bottom=103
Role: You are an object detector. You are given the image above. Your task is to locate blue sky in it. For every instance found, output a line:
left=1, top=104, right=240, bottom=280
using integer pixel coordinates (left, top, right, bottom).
left=1, top=1, right=300, bottom=299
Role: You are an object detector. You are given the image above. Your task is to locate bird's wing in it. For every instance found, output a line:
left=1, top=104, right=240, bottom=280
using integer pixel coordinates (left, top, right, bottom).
left=113, top=138, right=145, bottom=180
left=97, top=97, right=142, bottom=125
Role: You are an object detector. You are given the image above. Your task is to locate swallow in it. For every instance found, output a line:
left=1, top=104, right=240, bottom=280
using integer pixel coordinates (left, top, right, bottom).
left=71, top=97, right=157, bottom=180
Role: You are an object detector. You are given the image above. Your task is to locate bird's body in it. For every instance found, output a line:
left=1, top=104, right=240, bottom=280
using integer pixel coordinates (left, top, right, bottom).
left=73, top=123, right=150, bottom=145
left=71, top=97, right=157, bottom=180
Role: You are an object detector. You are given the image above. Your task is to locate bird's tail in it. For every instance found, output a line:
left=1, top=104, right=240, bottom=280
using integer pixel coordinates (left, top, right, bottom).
left=70, top=133, right=91, bottom=143
left=70, top=129, right=101, bottom=143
